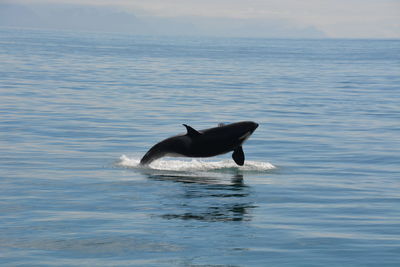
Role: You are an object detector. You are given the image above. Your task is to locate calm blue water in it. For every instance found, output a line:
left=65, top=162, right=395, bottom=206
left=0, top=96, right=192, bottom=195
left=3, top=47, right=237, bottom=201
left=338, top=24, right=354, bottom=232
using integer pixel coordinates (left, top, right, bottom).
left=1, top=28, right=400, bottom=266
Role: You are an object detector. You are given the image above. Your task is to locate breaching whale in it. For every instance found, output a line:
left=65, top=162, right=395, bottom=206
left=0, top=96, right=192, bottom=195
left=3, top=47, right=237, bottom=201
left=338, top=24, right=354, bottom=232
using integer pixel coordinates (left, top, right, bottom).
left=140, top=121, right=259, bottom=166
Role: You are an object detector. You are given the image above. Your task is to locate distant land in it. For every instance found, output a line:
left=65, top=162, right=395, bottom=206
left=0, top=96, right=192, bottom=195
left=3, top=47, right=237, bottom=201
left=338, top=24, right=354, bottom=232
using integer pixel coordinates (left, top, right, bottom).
left=0, top=3, right=326, bottom=38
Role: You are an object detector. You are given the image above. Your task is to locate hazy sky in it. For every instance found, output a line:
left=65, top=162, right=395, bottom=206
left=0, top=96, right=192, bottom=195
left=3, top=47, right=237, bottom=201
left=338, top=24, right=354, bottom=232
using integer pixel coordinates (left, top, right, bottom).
left=10, top=0, right=400, bottom=38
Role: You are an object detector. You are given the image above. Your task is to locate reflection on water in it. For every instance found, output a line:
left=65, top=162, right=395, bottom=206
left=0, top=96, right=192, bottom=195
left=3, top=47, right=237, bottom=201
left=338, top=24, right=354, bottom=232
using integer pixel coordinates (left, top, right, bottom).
left=146, top=172, right=256, bottom=222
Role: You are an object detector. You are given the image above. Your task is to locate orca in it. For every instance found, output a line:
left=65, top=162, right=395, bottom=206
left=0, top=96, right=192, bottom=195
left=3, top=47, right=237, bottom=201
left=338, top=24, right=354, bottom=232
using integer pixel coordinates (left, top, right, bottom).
left=140, top=121, right=259, bottom=166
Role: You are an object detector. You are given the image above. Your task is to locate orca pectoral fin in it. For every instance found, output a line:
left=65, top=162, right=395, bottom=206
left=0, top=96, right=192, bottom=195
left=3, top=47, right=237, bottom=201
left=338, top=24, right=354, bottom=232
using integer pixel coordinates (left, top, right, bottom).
left=183, top=124, right=202, bottom=137
left=232, top=146, right=245, bottom=166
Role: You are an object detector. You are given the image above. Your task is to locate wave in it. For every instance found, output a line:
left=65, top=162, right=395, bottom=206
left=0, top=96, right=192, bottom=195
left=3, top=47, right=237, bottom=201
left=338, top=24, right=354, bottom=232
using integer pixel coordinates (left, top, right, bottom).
left=117, top=155, right=275, bottom=173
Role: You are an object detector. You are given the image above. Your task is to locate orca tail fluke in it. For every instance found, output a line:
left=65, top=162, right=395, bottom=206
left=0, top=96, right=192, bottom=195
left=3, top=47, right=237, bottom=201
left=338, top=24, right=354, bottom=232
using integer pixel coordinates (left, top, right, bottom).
left=140, top=144, right=165, bottom=166
left=140, top=151, right=155, bottom=165
left=139, top=157, right=150, bottom=166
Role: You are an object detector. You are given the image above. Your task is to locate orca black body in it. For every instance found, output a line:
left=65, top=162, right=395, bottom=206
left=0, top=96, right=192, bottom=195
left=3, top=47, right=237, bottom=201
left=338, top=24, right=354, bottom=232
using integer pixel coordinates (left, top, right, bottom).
left=140, top=121, right=259, bottom=166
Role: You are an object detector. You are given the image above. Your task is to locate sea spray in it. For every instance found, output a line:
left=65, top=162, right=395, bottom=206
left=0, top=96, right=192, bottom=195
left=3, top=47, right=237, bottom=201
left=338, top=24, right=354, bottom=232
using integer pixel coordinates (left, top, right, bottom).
left=118, top=155, right=275, bottom=172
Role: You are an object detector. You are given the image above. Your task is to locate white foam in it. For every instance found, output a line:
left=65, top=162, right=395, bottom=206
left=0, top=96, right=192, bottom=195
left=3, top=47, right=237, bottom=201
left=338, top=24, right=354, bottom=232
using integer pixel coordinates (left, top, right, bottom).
left=117, top=155, right=275, bottom=172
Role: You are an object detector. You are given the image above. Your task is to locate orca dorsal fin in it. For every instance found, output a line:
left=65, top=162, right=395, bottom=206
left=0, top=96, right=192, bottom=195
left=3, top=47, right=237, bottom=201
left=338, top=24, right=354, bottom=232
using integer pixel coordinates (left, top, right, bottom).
left=183, top=124, right=202, bottom=137
left=232, top=146, right=245, bottom=166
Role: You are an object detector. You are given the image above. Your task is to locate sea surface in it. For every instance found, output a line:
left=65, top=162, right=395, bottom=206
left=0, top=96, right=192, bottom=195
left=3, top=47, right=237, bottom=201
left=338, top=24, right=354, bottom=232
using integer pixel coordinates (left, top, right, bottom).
left=0, top=28, right=399, bottom=266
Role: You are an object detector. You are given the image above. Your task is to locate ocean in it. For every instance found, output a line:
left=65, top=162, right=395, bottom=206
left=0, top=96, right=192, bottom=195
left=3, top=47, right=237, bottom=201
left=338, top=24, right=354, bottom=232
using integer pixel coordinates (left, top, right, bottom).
left=0, top=28, right=399, bottom=266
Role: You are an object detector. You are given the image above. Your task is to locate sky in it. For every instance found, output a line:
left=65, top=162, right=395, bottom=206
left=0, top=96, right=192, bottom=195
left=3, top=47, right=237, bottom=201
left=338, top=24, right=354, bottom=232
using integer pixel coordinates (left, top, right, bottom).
left=3, top=0, right=400, bottom=38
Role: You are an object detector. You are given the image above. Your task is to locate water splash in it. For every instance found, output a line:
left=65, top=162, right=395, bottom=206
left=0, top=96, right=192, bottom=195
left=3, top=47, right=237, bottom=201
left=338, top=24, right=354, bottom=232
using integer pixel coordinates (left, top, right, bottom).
left=118, top=155, right=275, bottom=172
